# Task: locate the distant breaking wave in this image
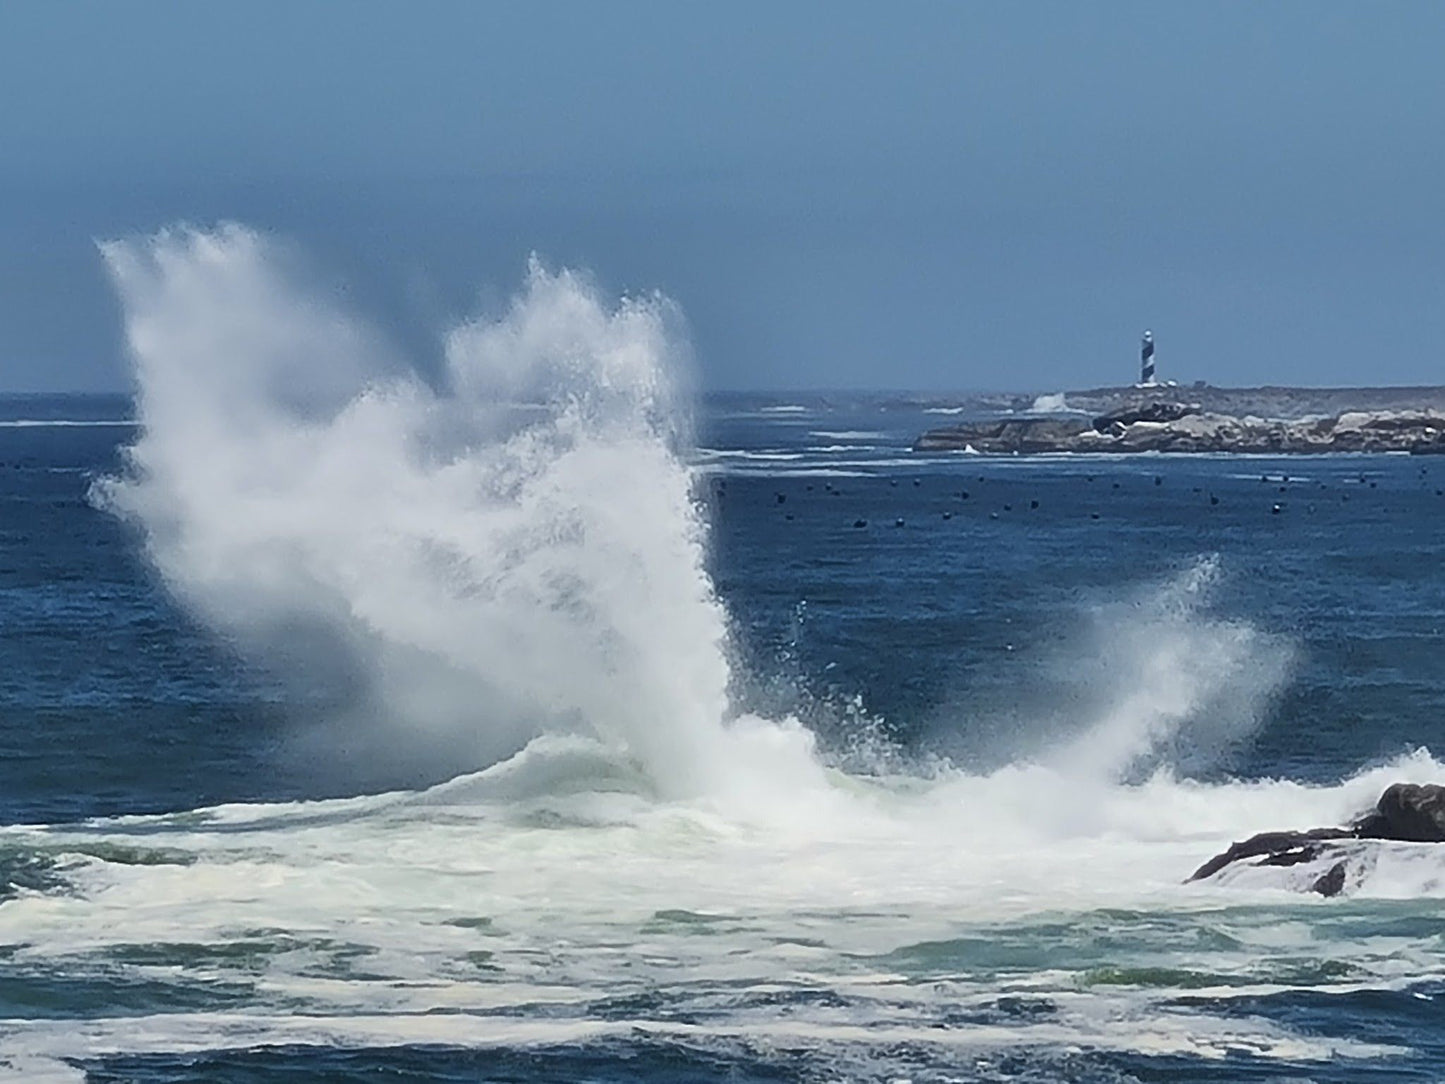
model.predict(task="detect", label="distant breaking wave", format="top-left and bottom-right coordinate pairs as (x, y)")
top-left (1030, 392), bottom-right (1071, 413)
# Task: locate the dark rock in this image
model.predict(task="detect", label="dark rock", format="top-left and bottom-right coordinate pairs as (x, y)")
top-left (1187, 828), bottom-right (1353, 883)
top-left (1312, 862), bottom-right (1347, 898)
top-left (1190, 783), bottom-right (1445, 895)
top-left (1354, 782), bottom-right (1445, 841)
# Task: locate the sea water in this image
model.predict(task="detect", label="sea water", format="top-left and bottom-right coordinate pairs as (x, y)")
top-left (0, 226), bottom-right (1444, 1081)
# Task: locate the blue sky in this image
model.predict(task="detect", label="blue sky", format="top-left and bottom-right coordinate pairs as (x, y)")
top-left (1, 1), bottom-right (1442, 392)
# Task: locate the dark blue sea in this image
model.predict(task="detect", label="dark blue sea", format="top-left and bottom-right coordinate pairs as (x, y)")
top-left (4, 231), bottom-right (1445, 1081)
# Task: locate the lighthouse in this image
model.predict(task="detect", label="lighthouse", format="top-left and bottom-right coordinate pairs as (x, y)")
top-left (1140, 329), bottom-right (1156, 386)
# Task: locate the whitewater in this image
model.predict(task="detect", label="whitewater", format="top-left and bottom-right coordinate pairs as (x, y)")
top-left (1, 225), bottom-right (1443, 1080)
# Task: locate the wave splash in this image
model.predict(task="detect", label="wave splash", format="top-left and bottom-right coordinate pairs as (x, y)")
top-left (93, 225), bottom-right (1442, 866)
top-left (96, 224), bottom-right (820, 802)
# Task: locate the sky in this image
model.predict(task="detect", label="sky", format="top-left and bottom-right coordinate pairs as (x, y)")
top-left (1, 1), bottom-right (1442, 393)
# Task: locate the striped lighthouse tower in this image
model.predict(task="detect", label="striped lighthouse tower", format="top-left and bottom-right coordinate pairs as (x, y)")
top-left (1140, 329), bottom-right (1156, 386)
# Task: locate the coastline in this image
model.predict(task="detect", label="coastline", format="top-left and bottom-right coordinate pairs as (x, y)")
top-left (914, 386), bottom-right (1445, 455)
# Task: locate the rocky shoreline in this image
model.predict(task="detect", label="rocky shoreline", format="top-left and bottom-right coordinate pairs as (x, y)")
top-left (915, 392), bottom-right (1445, 455)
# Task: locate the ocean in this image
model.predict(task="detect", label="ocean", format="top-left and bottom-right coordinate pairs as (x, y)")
top-left (2, 227), bottom-right (1445, 1081)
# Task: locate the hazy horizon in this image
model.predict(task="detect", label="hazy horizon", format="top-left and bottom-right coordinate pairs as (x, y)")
top-left (3, 2), bottom-right (1443, 393)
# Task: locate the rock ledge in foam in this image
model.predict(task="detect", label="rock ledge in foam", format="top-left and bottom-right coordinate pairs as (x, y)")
top-left (1188, 783), bottom-right (1445, 897)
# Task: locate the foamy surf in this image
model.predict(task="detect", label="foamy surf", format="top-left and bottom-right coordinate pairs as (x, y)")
top-left (0, 742), bottom-right (1441, 1078)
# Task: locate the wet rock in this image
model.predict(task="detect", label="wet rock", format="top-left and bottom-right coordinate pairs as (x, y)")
top-left (1354, 782), bottom-right (1445, 841)
top-left (1187, 828), bottom-right (1353, 883)
top-left (1189, 783), bottom-right (1445, 895)
top-left (1311, 862), bottom-right (1347, 898)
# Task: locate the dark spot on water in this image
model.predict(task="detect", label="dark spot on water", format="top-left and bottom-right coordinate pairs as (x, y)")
top-left (1084, 965), bottom-right (1230, 989)
top-left (994, 995), bottom-right (1057, 1018)
top-left (649, 908), bottom-right (728, 925)
top-left (0, 967), bottom-right (258, 1019)
top-left (440, 915), bottom-right (495, 930)
top-left (463, 949), bottom-right (501, 971)
top-left (1312, 861), bottom-right (1347, 897)
top-left (0, 851), bottom-right (64, 900)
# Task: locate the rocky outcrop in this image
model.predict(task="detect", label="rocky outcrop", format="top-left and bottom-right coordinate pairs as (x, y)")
top-left (889, 385), bottom-right (1445, 421)
top-left (1355, 782), bottom-right (1445, 841)
top-left (915, 408), bottom-right (1445, 454)
top-left (1188, 783), bottom-right (1445, 897)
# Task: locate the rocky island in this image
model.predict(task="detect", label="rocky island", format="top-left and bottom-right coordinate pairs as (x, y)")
top-left (913, 386), bottom-right (1445, 455)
